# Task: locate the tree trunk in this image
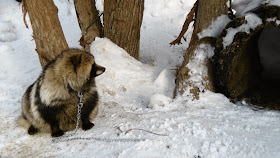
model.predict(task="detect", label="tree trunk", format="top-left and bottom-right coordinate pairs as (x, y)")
top-left (174, 0), bottom-right (228, 98)
top-left (74, 0), bottom-right (103, 52)
top-left (103, 0), bottom-right (144, 60)
top-left (213, 5), bottom-right (280, 110)
top-left (24, 0), bottom-right (69, 68)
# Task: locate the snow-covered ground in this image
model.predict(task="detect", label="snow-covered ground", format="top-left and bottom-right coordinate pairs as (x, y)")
top-left (1, 0), bottom-right (280, 157)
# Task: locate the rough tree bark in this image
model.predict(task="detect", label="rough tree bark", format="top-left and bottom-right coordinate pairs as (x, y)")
top-left (174, 0), bottom-right (229, 98)
top-left (23, 0), bottom-right (69, 68)
top-left (213, 5), bottom-right (280, 110)
top-left (74, 0), bottom-right (103, 52)
top-left (104, 0), bottom-right (144, 60)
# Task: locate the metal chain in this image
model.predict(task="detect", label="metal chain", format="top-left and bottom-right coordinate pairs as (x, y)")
top-left (52, 92), bottom-right (146, 143)
top-left (75, 103), bottom-right (82, 132)
top-left (52, 92), bottom-right (84, 143)
top-left (75, 92), bottom-right (83, 133)
top-left (53, 136), bottom-right (146, 143)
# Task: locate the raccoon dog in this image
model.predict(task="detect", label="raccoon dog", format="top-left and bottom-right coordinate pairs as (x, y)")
top-left (18, 49), bottom-right (105, 137)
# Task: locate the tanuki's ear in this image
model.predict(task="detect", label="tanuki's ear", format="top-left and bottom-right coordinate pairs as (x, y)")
top-left (70, 55), bottom-right (82, 73)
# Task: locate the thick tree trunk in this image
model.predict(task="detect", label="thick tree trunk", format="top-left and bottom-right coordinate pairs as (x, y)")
top-left (193, 0), bottom-right (228, 35)
top-left (74, 0), bottom-right (103, 52)
top-left (24, 0), bottom-right (69, 68)
top-left (213, 5), bottom-right (280, 110)
top-left (103, 0), bottom-right (144, 60)
top-left (174, 0), bottom-right (228, 98)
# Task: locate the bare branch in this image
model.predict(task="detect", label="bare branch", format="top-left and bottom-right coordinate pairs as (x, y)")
top-left (22, 0), bottom-right (29, 28)
top-left (170, 1), bottom-right (198, 46)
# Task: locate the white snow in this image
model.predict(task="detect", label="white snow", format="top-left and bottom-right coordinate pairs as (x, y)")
top-left (268, 0), bottom-right (280, 5)
top-left (232, 0), bottom-right (263, 17)
top-left (222, 13), bottom-right (262, 49)
top-left (147, 93), bottom-right (172, 110)
top-left (1, 0), bottom-right (280, 158)
top-left (186, 44), bottom-right (214, 87)
top-left (198, 15), bottom-right (231, 39)
top-left (232, 0), bottom-right (280, 17)
top-left (153, 69), bottom-right (175, 97)
top-left (177, 43), bottom-right (215, 98)
top-left (267, 17), bottom-right (280, 25)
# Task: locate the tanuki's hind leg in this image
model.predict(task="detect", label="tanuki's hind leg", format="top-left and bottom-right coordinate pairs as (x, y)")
top-left (17, 115), bottom-right (38, 135)
top-left (38, 106), bottom-right (64, 137)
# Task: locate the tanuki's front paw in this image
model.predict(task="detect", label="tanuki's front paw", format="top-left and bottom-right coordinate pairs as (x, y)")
top-left (51, 130), bottom-right (64, 137)
top-left (82, 122), bottom-right (94, 131)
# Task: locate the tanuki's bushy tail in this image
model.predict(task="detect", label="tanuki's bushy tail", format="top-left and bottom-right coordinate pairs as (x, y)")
top-left (17, 115), bottom-right (30, 130)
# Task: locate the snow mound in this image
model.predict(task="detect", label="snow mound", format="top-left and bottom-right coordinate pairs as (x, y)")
top-left (154, 69), bottom-right (175, 96)
top-left (90, 38), bottom-right (175, 111)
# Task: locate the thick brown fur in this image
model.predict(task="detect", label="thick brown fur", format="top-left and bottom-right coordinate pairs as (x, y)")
top-left (18, 49), bottom-right (105, 137)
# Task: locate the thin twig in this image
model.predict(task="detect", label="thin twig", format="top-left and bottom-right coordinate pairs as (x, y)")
top-left (170, 1), bottom-right (198, 45)
top-left (115, 126), bottom-right (169, 137)
top-left (22, 0), bottom-right (29, 28)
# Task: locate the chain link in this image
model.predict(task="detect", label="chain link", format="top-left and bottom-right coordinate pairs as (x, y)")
top-left (53, 136), bottom-right (146, 143)
top-left (52, 92), bottom-right (84, 143)
top-left (75, 103), bottom-right (83, 132)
